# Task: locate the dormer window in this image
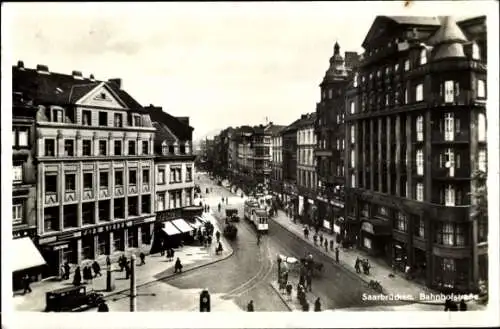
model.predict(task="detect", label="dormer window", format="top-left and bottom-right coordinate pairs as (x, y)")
top-left (133, 115), bottom-right (142, 127)
top-left (472, 43), bottom-right (480, 60)
top-left (162, 141), bottom-right (168, 155)
top-left (52, 108), bottom-right (64, 123)
top-left (168, 145), bottom-right (175, 154)
top-left (404, 59), bottom-right (410, 71)
top-left (419, 48), bottom-right (427, 65)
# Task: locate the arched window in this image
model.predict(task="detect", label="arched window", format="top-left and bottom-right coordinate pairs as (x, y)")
top-left (472, 43), bottom-right (480, 60)
top-left (161, 141), bottom-right (168, 155)
top-left (419, 48), bottom-right (427, 65)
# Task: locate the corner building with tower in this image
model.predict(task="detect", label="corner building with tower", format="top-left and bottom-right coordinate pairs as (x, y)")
top-left (344, 16), bottom-right (487, 292)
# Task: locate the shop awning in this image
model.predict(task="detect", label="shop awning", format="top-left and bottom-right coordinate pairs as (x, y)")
top-left (12, 237), bottom-right (47, 272)
top-left (172, 218), bottom-right (195, 233)
top-left (186, 218), bottom-right (202, 229)
top-left (361, 219), bottom-right (391, 236)
top-left (162, 222), bottom-right (182, 236)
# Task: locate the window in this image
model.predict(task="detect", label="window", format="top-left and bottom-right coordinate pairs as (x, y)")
top-left (99, 172), bottom-right (108, 188)
top-left (441, 148), bottom-right (455, 175)
top-left (478, 113), bottom-right (486, 141)
top-left (440, 223), bottom-right (454, 246)
top-left (414, 218), bottom-right (425, 238)
top-left (404, 88), bottom-right (408, 104)
top-left (142, 169), bottom-right (150, 185)
top-left (377, 70), bottom-right (381, 78)
top-left (158, 168), bottom-right (165, 184)
top-left (336, 139), bottom-right (340, 150)
top-left (45, 174), bottom-right (57, 193)
top-left (53, 109), bottom-right (64, 123)
top-left (64, 139), bottom-right (74, 156)
top-left (416, 149), bottom-right (424, 175)
top-left (114, 140), bottom-right (122, 156)
top-left (157, 193), bottom-right (165, 211)
top-left (445, 185), bottom-right (455, 206)
top-left (472, 43), bottom-right (480, 60)
top-left (478, 150), bottom-right (487, 172)
top-left (129, 169), bottom-right (137, 185)
top-left (415, 84), bottom-right (423, 102)
top-left (385, 94), bottom-right (389, 106)
top-left (170, 167), bottom-right (181, 183)
top-left (185, 189), bottom-right (192, 206)
top-left (396, 213), bottom-right (407, 232)
top-left (133, 115), bottom-right (141, 127)
top-left (353, 73), bottom-right (358, 87)
top-left (83, 173), bottom-right (93, 189)
top-left (444, 80), bottom-right (455, 103)
top-left (341, 139), bottom-right (345, 150)
top-left (416, 183), bottom-right (424, 201)
top-left (444, 113), bottom-right (454, 141)
top-left (65, 174), bottom-right (76, 191)
top-left (18, 130), bottom-right (28, 146)
top-left (419, 48), bottom-right (427, 65)
top-left (13, 204), bottom-right (23, 224)
top-left (99, 140), bottom-right (107, 156)
top-left (394, 63), bottom-right (399, 72)
top-left (115, 170), bottom-right (123, 186)
top-left (477, 80), bottom-right (486, 98)
top-left (350, 101), bottom-right (355, 114)
top-left (328, 89), bottom-right (333, 99)
top-left (404, 59), bottom-right (410, 71)
top-left (351, 173), bottom-right (356, 188)
top-left (142, 141), bottom-right (149, 155)
top-left (82, 110), bottom-right (91, 125)
top-left (114, 113), bottom-right (123, 127)
top-left (98, 112), bottom-right (108, 126)
top-left (83, 140), bottom-right (92, 156)
top-left (416, 116), bottom-right (424, 141)
top-left (186, 167), bottom-right (193, 181)
top-left (162, 142), bottom-right (168, 155)
top-left (128, 141), bottom-right (136, 155)
top-left (13, 165), bottom-right (22, 183)
top-left (350, 149), bottom-right (355, 168)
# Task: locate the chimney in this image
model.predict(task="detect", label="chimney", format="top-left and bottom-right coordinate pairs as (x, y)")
top-left (72, 70), bottom-right (84, 79)
top-left (108, 78), bottom-right (122, 89)
top-left (89, 74), bottom-right (96, 81)
top-left (36, 64), bottom-right (50, 74)
top-left (17, 60), bottom-right (25, 70)
top-left (301, 114), bottom-right (307, 119)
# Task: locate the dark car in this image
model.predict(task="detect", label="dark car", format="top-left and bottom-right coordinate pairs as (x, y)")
top-left (45, 285), bottom-right (104, 312)
top-left (225, 208), bottom-right (239, 222)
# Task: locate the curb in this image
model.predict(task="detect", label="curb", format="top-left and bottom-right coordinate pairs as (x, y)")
top-left (268, 282), bottom-right (293, 312)
top-left (270, 216), bottom-right (391, 295)
top-left (103, 240), bottom-right (235, 301)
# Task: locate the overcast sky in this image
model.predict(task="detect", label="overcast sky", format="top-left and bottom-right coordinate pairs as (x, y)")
top-left (3, 2), bottom-right (493, 140)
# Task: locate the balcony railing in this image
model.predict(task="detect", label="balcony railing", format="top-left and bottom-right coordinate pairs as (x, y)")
top-left (431, 131), bottom-right (470, 143)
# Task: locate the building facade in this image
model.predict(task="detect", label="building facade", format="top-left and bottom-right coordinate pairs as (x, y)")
top-left (345, 16), bottom-right (487, 293)
top-left (296, 113), bottom-right (318, 225)
top-left (281, 119), bottom-right (301, 218)
top-left (13, 63), bottom-right (157, 277)
top-left (315, 42), bottom-right (357, 235)
top-left (270, 127), bottom-right (284, 198)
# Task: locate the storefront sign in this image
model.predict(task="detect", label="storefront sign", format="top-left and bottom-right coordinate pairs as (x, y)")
top-left (39, 236), bottom-right (57, 244)
top-left (323, 220), bottom-right (331, 230)
top-left (57, 232), bottom-right (76, 241)
top-left (333, 224), bottom-right (341, 234)
top-left (330, 200), bottom-right (344, 208)
top-left (134, 218), bottom-right (145, 225)
top-left (361, 222), bottom-right (374, 235)
top-left (53, 244), bottom-right (69, 251)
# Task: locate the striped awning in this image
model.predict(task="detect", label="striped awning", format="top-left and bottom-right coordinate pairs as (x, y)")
top-left (162, 222), bottom-right (182, 236)
top-left (171, 219), bottom-right (194, 233)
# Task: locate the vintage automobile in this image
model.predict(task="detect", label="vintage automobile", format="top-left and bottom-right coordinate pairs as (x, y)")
top-left (225, 208), bottom-right (239, 222)
top-left (45, 285), bottom-right (104, 312)
top-left (223, 223), bottom-right (238, 240)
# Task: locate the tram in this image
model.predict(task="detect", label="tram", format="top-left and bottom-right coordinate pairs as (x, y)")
top-left (243, 199), bottom-right (269, 233)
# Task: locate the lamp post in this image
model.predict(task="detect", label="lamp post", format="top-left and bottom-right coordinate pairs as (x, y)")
top-left (106, 256), bottom-right (115, 292)
top-left (130, 254), bottom-right (137, 312)
top-left (276, 255), bottom-right (282, 284)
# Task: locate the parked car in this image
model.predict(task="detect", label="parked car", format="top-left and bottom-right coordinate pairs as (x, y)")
top-left (45, 286), bottom-right (103, 312)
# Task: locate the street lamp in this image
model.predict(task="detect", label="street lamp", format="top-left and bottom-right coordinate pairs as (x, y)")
top-left (130, 254), bottom-right (137, 312)
top-left (276, 255), bottom-right (282, 284)
top-left (106, 256), bottom-right (115, 292)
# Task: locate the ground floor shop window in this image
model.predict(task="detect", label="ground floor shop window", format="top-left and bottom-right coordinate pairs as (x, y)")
top-left (98, 234), bottom-right (108, 255)
top-left (82, 236), bottom-right (94, 260)
top-left (62, 241), bottom-right (77, 264)
top-left (141, 224), bottom-right (152, 244)
top-left (114, 232), bottom-right (124, 252)
top-left (128, 228), bottom-right (137, 248)
top-left (435, 257), bottom-right (469, 290)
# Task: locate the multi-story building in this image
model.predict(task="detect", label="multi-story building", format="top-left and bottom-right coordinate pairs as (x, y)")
top-left (12, 85), bottom-right (46, 287)
top-left (315, 42), bottom-right (358, 234)
top-left (345, 16), bottom-right (487, 293)
top-left (281, 119), bottom-right (302, 218)
top-left (270, 126), bottom-right (285, 199)
top-left (13, 62), bottom-right (157, 277)
top-left (213, 128), bottom-right (232, 180)
top-left (296, 113), bottom-right (318, 225)
top-left (144, 105), bottom-right (198, 247)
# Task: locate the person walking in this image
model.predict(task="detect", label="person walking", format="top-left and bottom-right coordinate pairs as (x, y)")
top-left (97, 299), bottom-right (109, 312)
top-left (306, 274), bottom-right (312, 292)
top-left (314, 297), bottom-right (321, 312)
top-left (215, 231), bottom-right (221, 243)
top-left (313, 234), bottom-right (318, 246)
top-left (22, 274), bottom-right (32, 295)
top-left (329, 239), bottom-right (334, 251)
top-left (73, 266), bottom-right (82, 286)
top-left (139, 252), bottom-right (146, 265)
top-left (174, 258), bottom-right (183, 273)
top-left (459, 299), bottom-right (467, 311)
top-left (106, 256), bottom-right (111, 269)
top-left (335, 247), bottom-right (340, 263)
top-left (246, 300), bottom-right (254, 312)
top-left (319, 234), bottom-right (323, 246)
top-left (92, 260), bottom-right (102, 277)
top-left (63, 261), bottom-right (71, 280)
top-left (355, 257), bottom-right (361, 274)
top-left (125, 261), bottom-right (131, 280)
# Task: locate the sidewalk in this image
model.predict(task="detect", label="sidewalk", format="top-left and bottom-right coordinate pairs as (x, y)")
top-left (271, 210), bottom-right (486, 310)
top-left (13, 213), bottom-right (234, 312)
top-left (269, 281), bottom-right (321, 312)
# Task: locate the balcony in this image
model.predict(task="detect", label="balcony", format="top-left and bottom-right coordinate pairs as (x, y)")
top-left (431, 131), bottom-right (470, 144)
top-left (432, 167), bottom-right (470, 180)
top-left (315, 149), bottom-right (332, 157)
top-left (45, 192), bottom-right (58, 206)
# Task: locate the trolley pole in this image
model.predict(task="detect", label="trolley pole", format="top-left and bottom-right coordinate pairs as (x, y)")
top-left (130, 254), bottom-right (137, 312)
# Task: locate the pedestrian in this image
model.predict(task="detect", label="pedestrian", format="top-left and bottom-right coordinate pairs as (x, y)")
top-left (97, 299), bottom-right (109, 312)
top-left (306, 274), bottom-right (312, 292)
top-left (174, 257), bottom-right (183, 273)
top-left (85, 265), bottom-right (94, 281)
top-left (459, 299), bottom-right (467, 311)
top-left (247, 300), bottom-right (254, 312)
top-left (313, 234), bottom-right (318, 246)
top-left (335, 247), bottom-right (340, 263)
top-left (324, 239), bottom-right (328, 252)
top-left (22, 274), bottom-right (32, 295)
top-left (125, 261), bottom-right (131, 279)
top-left (170, 248), bottom-right (176, 261)
top-left (119, 255), bottom-right (125, 271)
top-left (73, 266), bottom-right (82, 286)
top-left (329, 239), bottom-right (334, 251)
top-left (221, 197), bottom-right (224, 203)
top-left (207, 205), bottom-right (210, 212)
top-left (139, 252), bottom-right (146, 265)
top-left (218, 203), bottom-right (221, 212)
top-left (215, 231), bottom-right (221, 243)
top-left (106, 256), bottom-right (111, 269)
top-left (319, 234), bottom-right (323, 246)
top-left (92, 260), bottom-right (102, 277)
top-left (299, 275), bottom-right (305, 286)
top-left (302, 301), bottom-right (310, 312)
top-left (355, 258), bottom-right (361, 274)
top-left (63, 261), bottom-right (71, 280)
top-left (304, 227), bottom-right (309, 239)
top-left (314, 297), bottom-right (321, 312)
top-left (207, 235), bottom-right (212, 246)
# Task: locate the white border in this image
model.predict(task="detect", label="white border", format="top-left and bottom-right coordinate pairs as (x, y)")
top-left (2, 1), bottom-right (499, 328)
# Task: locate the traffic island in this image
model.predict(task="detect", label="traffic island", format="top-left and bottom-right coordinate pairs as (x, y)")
top-left (269, 281), bottom-right (319, 312)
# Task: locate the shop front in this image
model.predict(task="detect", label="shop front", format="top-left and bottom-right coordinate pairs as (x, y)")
top-left (12, 237), bottom-right (47, 290)
top-left (359, 220), bottom-right (391, 257)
